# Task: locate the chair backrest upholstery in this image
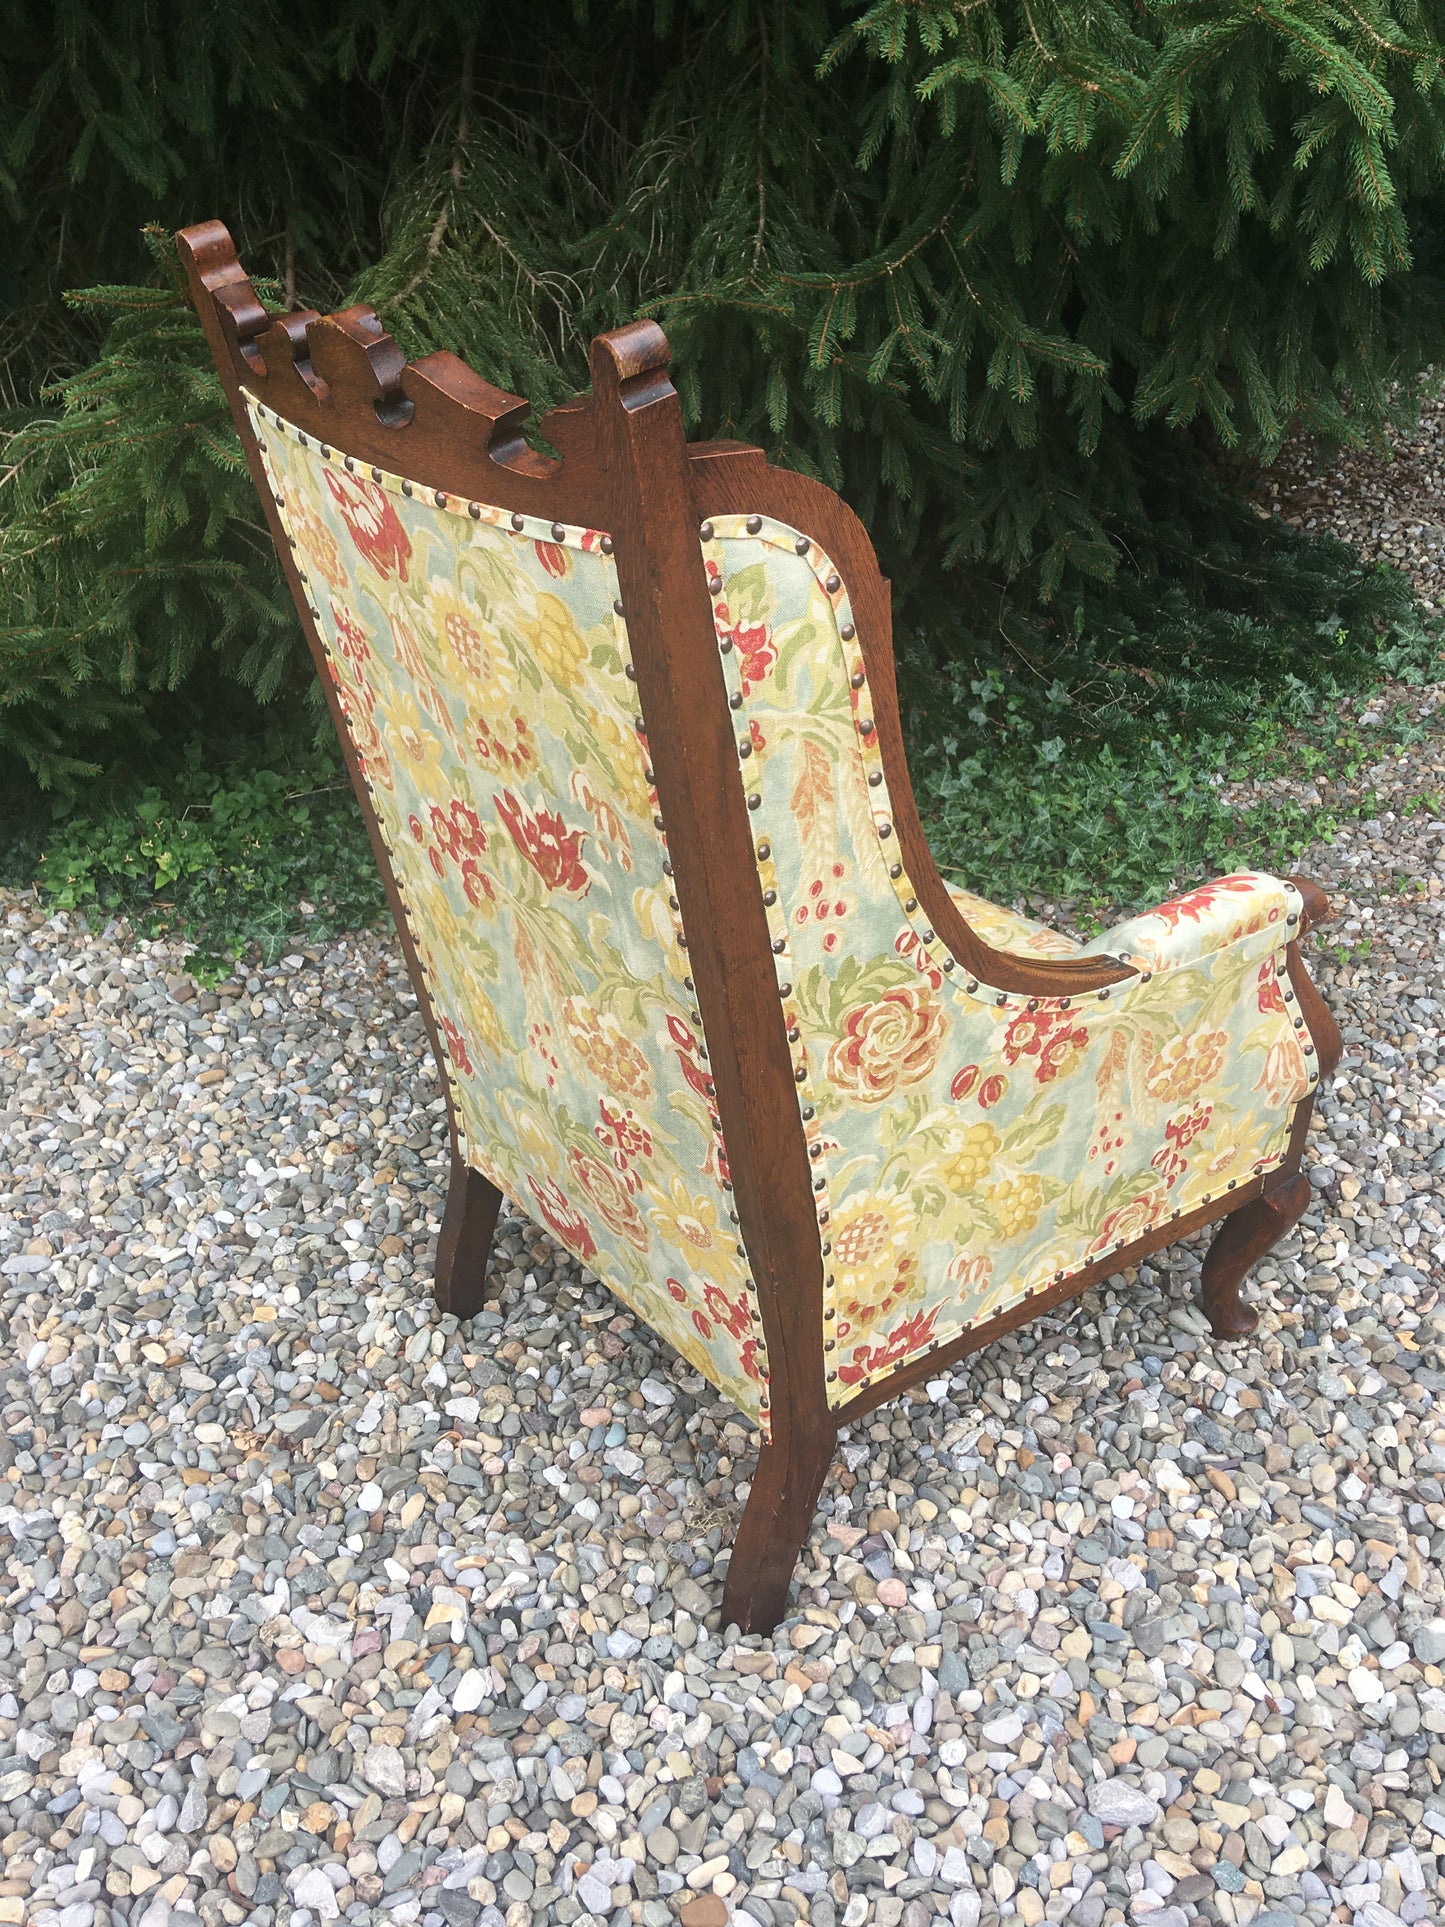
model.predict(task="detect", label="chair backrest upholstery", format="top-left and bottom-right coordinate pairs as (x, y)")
top-left (245, 401), bottom-right (770, 1418)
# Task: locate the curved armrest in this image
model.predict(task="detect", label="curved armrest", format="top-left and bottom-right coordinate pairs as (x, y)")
top-left (1074, 871), bottom-right (1308, 974)
top-left (1287, 874), bottom-right (1333, 936)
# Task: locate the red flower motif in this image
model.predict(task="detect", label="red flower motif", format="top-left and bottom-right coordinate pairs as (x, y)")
top-left (440, 1016), bottom-right (472, 1076)
top-left (1257, 956), bottom-right (1286, 1015)
top-left (526, 1175), bottom-right (597, 1260)
top-left (449, 799), bottom-right (486, 855)
top-left (666, 1277), bottom-right (688, 1304)
top-left (666, 1014), bottom-right (698, 1052)
top-left (1002, 1005), bottom-right (1089, 1084)
top-left (827, 984), bottom-right (945, 1102)
top-left (1150, 1102), bottom-right (1213, 1186)
top-left (595, 1099), bottom-right (653, 1174)
top-left (1167, 1101), bottom-right (1213, 1151)
top-left (345, 666), bottom-right (379, 715)
top-left (473, 712), bottom-right (535, 775)
top-left (740, 1338), bottom-right (763, 1382)
top-left (494, 790), bottom-right (590, 896)
top-left (714, 601), bottom-right (777, 694)
top-left (331, 602), bottom-right (371, 666)
top-left (691, 1309), bottom-right (714, 1341)
top-left (703, 1283), bottom-right (753, 1341)
top-left (837, 1306), bottom-right (941, 1387)
top-left (1090, 1182), bottom-right (1168, 1255)
top-left (978, 1073), bottom-right (1007, 1107)
top-left (459, 858), bottom-right (494, 909)
top-left (429, 802), bottom-right (461, 861)
top-left (894, 928), bottom-right (942, 988)
top-left (323, 469), bottom-right (412, 581)
top-left (950, 1064), bottom-right (979, 1101)
top-left (534, 539), bottom-right (568, 577)
top-left (1149, 875), bottom-right (1264, 932)
top-left (566, 1147), bottom-right (648, 1250)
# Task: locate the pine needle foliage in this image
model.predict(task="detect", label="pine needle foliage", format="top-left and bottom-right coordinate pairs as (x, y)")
top-left (0, 234), bottom-right (297, 787)
top-left (3, 0), bottom-right (1445, 786)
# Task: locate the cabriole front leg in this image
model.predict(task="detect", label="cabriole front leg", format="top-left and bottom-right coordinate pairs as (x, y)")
top-left (723, 1418), bottom-right (837, 1636)
top-left (1199, 1170), bottom-right (1311, 1339)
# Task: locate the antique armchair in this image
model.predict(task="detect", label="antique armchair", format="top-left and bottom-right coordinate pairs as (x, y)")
top-left (179, 221), bottom-right (1343, 1634)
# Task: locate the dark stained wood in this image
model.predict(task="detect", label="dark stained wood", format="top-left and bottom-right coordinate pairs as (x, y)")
top-left (724, 1422), bottom-right (838, 1635)
top-left (1288, 873), bottom-right (1334, 938)
top-left (1199, 1171), bottom-right (1311, 1338)
top-left (179, 218), bottom-right (1345, 1634)
top-left (434, 1157), bottom-right (504, 1319)
top-left (1288, 935), bottom-right (1344, 1081)
top-left (587, 328), bottom-right (834, 1634)
top-left (179, 219), bottom-right (604, 524)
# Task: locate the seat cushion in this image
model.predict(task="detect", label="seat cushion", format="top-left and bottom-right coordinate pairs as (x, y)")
top-left (943, 883), bottom-right (1083, 960)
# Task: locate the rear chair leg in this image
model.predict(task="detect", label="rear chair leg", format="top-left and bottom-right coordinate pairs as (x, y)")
top-left (434, 1154), bottom-right (503, 1319)
top-left (723, 1418), bottom-right (837, 1636)
top-left (1199, 1170), bottom-right (1311, 1339)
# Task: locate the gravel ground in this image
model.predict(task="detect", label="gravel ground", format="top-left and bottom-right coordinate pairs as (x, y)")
top-left (2, 468), bottom-right (1445, 1927)
top-left (1253, 378), bottom-right (1445, 611)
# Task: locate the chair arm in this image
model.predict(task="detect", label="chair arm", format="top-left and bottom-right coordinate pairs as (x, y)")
top-left (1075, 871), bottom-right (1303, 974)
top-left (1287, 874), bottom-right (1333, 936)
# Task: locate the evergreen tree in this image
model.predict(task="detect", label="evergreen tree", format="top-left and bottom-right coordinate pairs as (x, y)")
top-left (3, 1), bottom-right (1444, 784)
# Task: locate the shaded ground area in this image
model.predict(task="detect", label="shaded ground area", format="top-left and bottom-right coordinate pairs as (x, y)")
top-left (1253, 380), bottom-right (1445, 613)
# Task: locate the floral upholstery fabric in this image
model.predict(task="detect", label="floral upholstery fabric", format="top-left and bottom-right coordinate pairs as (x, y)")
top-left (1075, 874), bottom-right (1300, 973)
top-left (943, 884), bottom-right (1082, 960)
top-left (246, 397), bottom-right (770, 1427)
top-left (701, 518), bottom-right (1322, 1408)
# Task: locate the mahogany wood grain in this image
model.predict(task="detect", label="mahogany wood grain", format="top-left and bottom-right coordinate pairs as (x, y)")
top-left (588, 329), bottom-right (835, 1634)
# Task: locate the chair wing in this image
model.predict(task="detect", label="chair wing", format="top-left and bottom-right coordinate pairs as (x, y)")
top-left (700, 516), bottom-right (1323, 1404)
top-left (248, 404), bottom-right (770, 1420)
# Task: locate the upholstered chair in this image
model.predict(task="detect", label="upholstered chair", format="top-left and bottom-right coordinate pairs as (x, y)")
top-left (179, 222), bottom-right (1342, 1633)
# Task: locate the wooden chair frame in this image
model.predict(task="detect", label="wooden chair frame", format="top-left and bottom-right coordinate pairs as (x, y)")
top-left (178, 221), bottom-right (1343, 1633)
